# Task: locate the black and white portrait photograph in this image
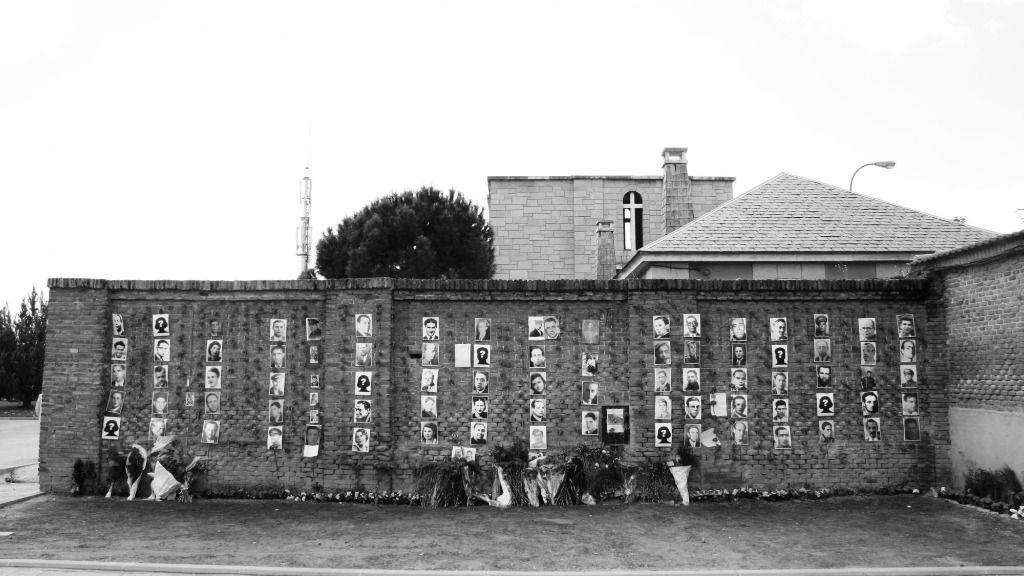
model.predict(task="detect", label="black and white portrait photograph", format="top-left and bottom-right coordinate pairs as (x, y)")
top-left (422, 316), bottom-right (439, 340)
top-left (304, 424), bottom-right (321, 448)
top-left (814, 314), bottom-right (829, 338)
top-left (101, 416), bottom-right (121, 440)
top-left (684, 396), bottom-right (701, 420)
top-left (860, 365), bottom-right (878, 388)
top-left (471, 396), bottom-right (488, 419)
top-left (420, 369), bottom-right (438, 393)
top-left (111, 364), bottom-right (127, 387)
top-left (901, 392), bottom-right (919, 415)
top-left (474, 318), bottom-right (491, 341)
top-left (309, 409), bottom-right (320, 424)
top-left (683, 424), bottom-right (701, 448)
top-left (149, 418), bottom-right (166, 441)
top-left (184, 392), bottom-right (195, 408)
top-left (421, 395), bottom-right (437, 419)
top-left (470, 421), bottom-right (488, 445)
top-left (861, 391), bottom-right (880, 416)
top-left (420, 342), bottom-right (437, 367)
top-left (354, 399), bottom-right (372, 423)
top-left (900, 365), bottom-right (919, 387)
top-left (310, 391), bottom-right (319, 407)
top-left (770, 317), bottom-right (788, 341)
top-left (729, 394), bottom-right (748, 418)
top-left (206, 339), bottom-right (223, 362)
top-left (462, 447), bottom-right (477, 462)
top-left (653, 368), bottom-right (671, 392)
top-left (205, 391), bottom-right (221, 415)
top-left (352, 428), bottom-right (370, 453)
top-left (682, 314), bottom-right (701, 338)
top-left (112, 313), bottom-right (124, 336)
top-left (201, 420), bottom-right (220, 444)
top-left (730, 317), bottom-right (747, 342)
top-left (813, 339), bottom-right (831, 363)
top-left (528, 345), bottom-right (546, 368)
top-left (267, 426), bottom-right (283, 450)
top-left (528, 316), bottom-right (544, 340)
top-left (310, 374), bottom-right (320, 389)
top-left (773, 426), bottom-right (792, 449)
top-left (731, 344), bottom-right (746, 366)
top-left (270, 344), bottom-right (286, 369)
top-left (308, 344), bottom-right (320, 364)
top-left (859, 318), bottom-right (877, 342)
top-left (355, 313), bottom-right (372, 338)
top-left (542, 316), bottom-right (561, 340)
top-left (269, 318), bottom-right (287, 342)
top-left (899, 339), bottom-right (917, 363)
top-left (819, 420), bottom-right (835, 443)
top-left (897, 315), bottom-right (917, 339)
top-left (730, 368), bottom-right (748, 391)
top-left (582, 411), bottom-right (599, 435)
top-left (903, 417), bottom-right (921, 441)
top-left (355, 371), bottom-right (372, 395)
top-left (582, 381), bottom-right (599, 405)
top-left (473, 344), bottom-right (491, 367)
top-left (860, 341), bottom-right (877, 365)
top-left (473, 371), bottom-right (489, 394)
top-left (654, 423), bottom-right (673, 447)
top-left (772, 398), bottom-right (789, 422)
top-left (208, 319), bottom-right (222, 338)
top-left (581, 352), bottom-right (598, 376)
top-left (816, 393), bottom-right (835, 416)
top-left (731, 420), bottom-right (748, 445)
top-left (305, 317), bottom-right (322, 341)
top-left (111, 337), bottom-right (128, 361)
top-left (529, 425), bottom-right (547, 450)
top-left (421, 422), bottom-right (438, 445)
top-left (268, 400), bottom-right (284, 425)
top-left (530, 398), bottom-right (547, 422)
top-left (529, 372), bottom-right (546, 395)
top-left (105, 390), bottom-right (125, 414)
top-left (816, 365), bottom-right (832, 388)
top-left (683, 340), bottom-right (700, 364)
top-left (654, 396), bottom-right (671, 420)
top-left (652, 315), bottom-right (671, 339)
top-left (152, 391), bottom-right (168, 415)
top-left (771, 372), bottom-right (788, 395)
top-left (682, 368), bottom-right (701, 392)
top-left (451, 446), bottom-right (464, 460)
top-left (581, 319), bottom-right (600, 344)
top-left (153, 313), bottom-right (170, 337)
top-left (771, 344), bottom-right (788, 367)
top-left (864, 417), bottom-right (881, 442)
top-left (205, 366), bottom-right (222, 389)
top-left (356, 342), bottom-right (374, 367)
top-left (268, 373), bottom-right (285, 396)
top-left (153, 339), bottom-right (170, 363)
top-left (653, 342), bottom-right (671, 366)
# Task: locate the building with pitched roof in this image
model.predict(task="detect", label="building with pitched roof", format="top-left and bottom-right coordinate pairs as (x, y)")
top-left (614, 172), bottom-right (998, 280)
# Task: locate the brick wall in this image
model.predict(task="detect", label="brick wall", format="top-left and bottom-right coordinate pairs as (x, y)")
top-left (40, 277), bottom-right (947, 493)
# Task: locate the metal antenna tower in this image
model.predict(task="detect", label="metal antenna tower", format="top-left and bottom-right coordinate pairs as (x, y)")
top-left (296, 166), bottom-right (312, 275)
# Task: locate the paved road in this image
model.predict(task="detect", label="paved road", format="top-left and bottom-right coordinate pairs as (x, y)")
top-left (0, 418), bottom-right (39, 471)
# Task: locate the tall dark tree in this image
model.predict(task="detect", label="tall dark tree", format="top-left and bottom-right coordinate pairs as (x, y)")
top-left (0, 288), bottom-right (47, 407)
top-left (316, 187), bottom-right (494, 279)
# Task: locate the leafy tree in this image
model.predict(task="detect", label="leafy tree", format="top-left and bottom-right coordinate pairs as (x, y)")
top-left (316, 187), bottom-right (494, 279)
top-left (0, 288), bottom-right (47, 407)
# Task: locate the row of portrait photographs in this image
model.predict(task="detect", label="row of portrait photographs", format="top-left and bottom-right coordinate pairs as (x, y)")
top-left (527, 316), bottom-right (562, 340)
top-left (654, 396), bottom-right (705, 421)
top-left (653, 423), bottom-right (706, 448)
top-left (451, 446), bottom-right (478, 462)
top-left (652, 314), bottom-right (703, 339)
top-left (267, 318), bottom-right (326, 342)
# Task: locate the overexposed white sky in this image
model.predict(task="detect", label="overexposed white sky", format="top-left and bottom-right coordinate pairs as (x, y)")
top-left (2, 0), bottom-right (1022, 309)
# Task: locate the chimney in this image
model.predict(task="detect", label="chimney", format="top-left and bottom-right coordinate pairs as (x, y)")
top-left (662, 147), bottom-right (692, 233)
top-left (595, 220), bottom-right (616, 279)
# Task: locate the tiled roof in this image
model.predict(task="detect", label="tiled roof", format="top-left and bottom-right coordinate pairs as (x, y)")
top-left (641, 173), bottom-right (998, 254)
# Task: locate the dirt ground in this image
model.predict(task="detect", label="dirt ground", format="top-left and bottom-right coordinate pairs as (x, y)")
top-left (3, 494), bottom-right (1024, 570)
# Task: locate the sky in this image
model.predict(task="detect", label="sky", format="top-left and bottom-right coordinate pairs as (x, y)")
top-left (2, 0), bottom-right (1022, 310)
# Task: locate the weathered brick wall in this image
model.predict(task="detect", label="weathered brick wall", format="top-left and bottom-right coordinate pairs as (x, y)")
top-left (40, 277), bottom-right (947, 493)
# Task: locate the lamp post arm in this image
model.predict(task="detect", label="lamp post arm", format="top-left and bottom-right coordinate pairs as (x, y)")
top-left (849, 163), bottom-right (874, 192)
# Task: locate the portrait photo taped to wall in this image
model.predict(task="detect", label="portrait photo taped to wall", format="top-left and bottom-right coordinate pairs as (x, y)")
top-left (421, 422), bottom-right (438, 445)
top-left (420, 369), bottom-right (438, 393)
top-left (105, 390), bottom-right (125, 414)
top-left (731, 420), bottom-right (748, 445)
top-left (354, 371), bottom-right (372, 395)
top-left (153, 314), bottom-right (170, 337)
top-left (305, 317), bottom-right (322, 341)
top-left (310, 374), bottom-right (320, 388)
top-left (527, 316), bottom-right (544, 340)
top-left (683, 395), bottom-right (701, 420)
top-left (897, 314), bottom-right (917, 338)
top-left (682, 340), bottom-right (700, 364)
top-left (471, 396), bottom-right (488, 419)
top-left (730, 317), bottom-right (747, 342)
top-left (421, 395), bottom-right (438, 419)
top-left (581, 319), bottom-right (600, 344)
top-left (470, 421), bottom-right (488, 445)
top-left (206, 340), bottom-right (223, 363)
top-left (149, 417), bottom-right (166, 441)
top-left (269, 318), bottom-right (287, 342)
top-left (268, 400), bottom-right (284, 425)
top-left (773, 425), bottom-right (792, 449)
top-left (653, 342), bottom-right (671, 366)
top-left (819, 420), bottom-right (835, 443)
top-left (903, 417), bottom-right (922, 441)
top-left (205, 366), bottom-right (222, 389)
top-left (267, 426), bottom-right (283, 449)
top-left (813, 314), bottom-right (830, 337)
top-left (730, 368), bottom-right (748, 391)
top-left (816, 365), bottom-right (832, 388)
top-left (420, 342), bottom-right (437, 367)
top-left (355, 342), bottom-right (374, 367)
top-left (422, 316), bottom-right (439, 340)
top-left (682, 314), bottom-right (701, 338)
top-left (899, 339), bottom-right (917, 363)
top-left (529, 425), bottom-right (548, 450)
top-left (654, 396), bottom-right (671, 420)
top-left (473, 344), bottom-right (491, 367)
top-left (205, 391), bottom-right (221, 415)
top-left (101, 416), bottom-right (121, 440)
top-left (152, 391), bottom-right (169, 415)
top-left (813, 339), bottom-right (831, 363)
top-left (771, 372), bottom-right (789, 395)
top-left (771, 344), bottom-right (788, 368)
top-left (355, 313), bottom-right (372, 338)
top-left (900, 365), bottom-right (919, 387)
top-left (681, 368), bottom-right (701, 392)
top-left (528, 345), bottom-right (546, 368)
top-left (352, 428), bottom-right (370, 452)
top-left (682, 424), bottom-right (702, 448)
top-left (472, 371), bottom-right (489, 394)
top-left (816, 393), bottom-right (835, 416)
top-left (652, 315), bottom-right (671, 339)
top-left (581, 352), bottom-right (598, 376)
top-left (110, 364), bottom-right (127, 387)
top-left (859, 318), bottom-right (877, 342)
top-left (654, 423), bottom-right (673, 447)
top-left (474, 318), bottom-right (491, 341)
top-left (111, 338), bottom-right (128, 361)
top-left (731, 344), bottom-right (747, 366)
top-left (354, 399), bottom-right (372, 423)
top-left (112, 313), bottom-right (125, 336)
top-left (268, 373), bottom-right (285, 396)
top-left (529, 398), bottom-right (547, 422)
top-left (269, 345), bottom-right (286, 369)
top-left (582, 411), bottom-right (600, 435)
top-left (769, 317), bottom-right (788, 341)
top-left (201, 420), bottom-right (220, 444)
top-left (653, 368), bottom-right (671, 392)
top-left (860, 341), bottom-right (878, 365)
top-left (542, 316), bottom-right (560, 340)
top-left (529, 372), bottom-right (546, 395)
top-left (728, 394), bottom-right (748, 418)
top-left (901, 392), bottom-right (920, 415)
top-left (581, 381), bottom-right (599, 405)
top-left (153, 339), bottom-right (170, 363)
top-left (864, 417), bottom-right (881, 441)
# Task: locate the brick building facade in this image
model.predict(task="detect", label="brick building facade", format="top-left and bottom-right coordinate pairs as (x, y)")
top-left (40, 277), bottom-right (947, 494)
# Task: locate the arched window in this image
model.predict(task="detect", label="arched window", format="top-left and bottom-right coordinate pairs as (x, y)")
top-left (622, 191), bottom-right (643, 250)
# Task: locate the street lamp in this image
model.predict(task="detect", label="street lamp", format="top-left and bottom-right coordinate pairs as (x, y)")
top-left (849, 161), bottom-right (896, 192)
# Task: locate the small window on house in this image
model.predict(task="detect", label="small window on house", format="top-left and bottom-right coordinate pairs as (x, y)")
top-left (622, 192), bottom-right (643, 250)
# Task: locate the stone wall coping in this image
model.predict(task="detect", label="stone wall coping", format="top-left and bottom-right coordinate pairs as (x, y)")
top-left (911, 228), bottom-right (1024, 272)
top-left (49, 277), bottom-right (929, 294)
